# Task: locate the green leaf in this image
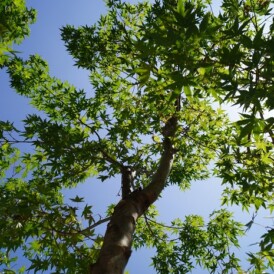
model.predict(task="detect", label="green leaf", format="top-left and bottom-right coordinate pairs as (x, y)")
top-left (69, 195), bottom-right (85, 203)
top-left (184, 86), bottom-right (192, 100)
top-left (177, 0), bottom-right (185, 16)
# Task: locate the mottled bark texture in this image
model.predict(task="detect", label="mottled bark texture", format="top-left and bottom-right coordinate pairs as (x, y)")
top-left (121, 166), bottom-right (135, 199)
top-left (90, 116), bottom-right (177, 274)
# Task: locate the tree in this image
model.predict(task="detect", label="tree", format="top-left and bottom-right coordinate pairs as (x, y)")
top-left (1, 0), bottom-right (273, 273)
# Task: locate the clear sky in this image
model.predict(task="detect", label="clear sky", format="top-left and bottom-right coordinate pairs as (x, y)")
top-left (0, 1), bottom-right (272, 273)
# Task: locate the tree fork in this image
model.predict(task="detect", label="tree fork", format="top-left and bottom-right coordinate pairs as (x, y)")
top-left (89, 137), bottom-right (176, 273)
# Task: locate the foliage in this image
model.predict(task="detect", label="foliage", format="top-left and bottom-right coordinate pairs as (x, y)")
top-left (0, 0), bottom-right (36, 66)
top-left (1, 0), bottom-right (273, 273)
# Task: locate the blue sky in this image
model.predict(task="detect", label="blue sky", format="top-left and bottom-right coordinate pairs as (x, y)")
top-left (1, 1), bottom-right (272, 273)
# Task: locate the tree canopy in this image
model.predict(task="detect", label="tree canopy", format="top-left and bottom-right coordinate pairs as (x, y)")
top-left (0, 0), bottom-right (273, 273)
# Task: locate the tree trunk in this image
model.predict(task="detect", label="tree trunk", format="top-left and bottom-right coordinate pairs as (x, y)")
top-left (89, 138), bottom-right (175, 274)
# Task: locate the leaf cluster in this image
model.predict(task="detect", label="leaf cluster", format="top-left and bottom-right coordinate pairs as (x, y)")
top-left (0, 0), bottom-right (36, 65)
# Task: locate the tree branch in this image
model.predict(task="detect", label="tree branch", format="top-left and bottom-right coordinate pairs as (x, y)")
top-left (121, 166), bottom-right (135, 199)
top-left (78, 118), bottom-right (123, 167)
